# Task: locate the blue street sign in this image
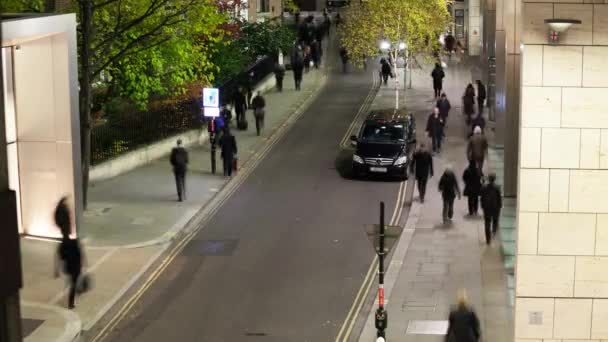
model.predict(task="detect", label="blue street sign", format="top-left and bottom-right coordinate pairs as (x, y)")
top-left (203, 88), bottom-right (220, 108)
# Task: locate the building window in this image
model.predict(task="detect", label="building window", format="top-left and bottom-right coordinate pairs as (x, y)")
top-left (257, 0), bottom-right (269, 12)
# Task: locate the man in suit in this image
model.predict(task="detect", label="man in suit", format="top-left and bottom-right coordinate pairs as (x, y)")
top-left (170, 139), bottom-right (189, 201)
top-left (219, 127), bottom-right (238, 177)
top-left (410, 143), bottom-right (434, 203)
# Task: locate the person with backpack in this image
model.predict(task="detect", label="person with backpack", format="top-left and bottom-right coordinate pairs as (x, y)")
top-left (251, 92), bottom-right (266, 136)
top-left (291, 44), bottom-right (305, 90)
top-left (219, 127), bottom-right (238, 177)
top-left (431, 63), bottom-right (445, 98)
top-left (438, 166), bottom-right (461, 224)
top-left (480, 173), bottom-right (502, 244)
top-left (170, 139), bottom-right (189, 202)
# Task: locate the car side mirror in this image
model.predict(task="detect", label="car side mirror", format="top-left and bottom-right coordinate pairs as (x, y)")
top-left (350, 135), bottom-right (358, 147)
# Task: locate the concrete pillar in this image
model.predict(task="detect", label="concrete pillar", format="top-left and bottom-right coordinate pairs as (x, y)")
top-left (515, 3), bottom-right (608, 341)
top-left (494, 0), bottom-right (521, 197)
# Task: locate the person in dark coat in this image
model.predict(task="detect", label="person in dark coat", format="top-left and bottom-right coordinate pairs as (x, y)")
top-left (311, 39), bottom-right (321, 68)
top-left (291, 44), bottom-right (305, 90)
top-left (410, 143), bottom-right (434, 203)
top-left (220, 104), bottom-right (232, 126)
top-left (170, 139), bottom-right (189, 202)
top-left (274, 62), bottom-right (285, 92)
top-left (250, 92), bottom-right (266, 136)
top-left (233, 87), bottom-right (248, 123)
top-left (446, 289), bottom-right (481, 342)
top-left (476, 80), bottom-right (486, 115)
top-left (438, 166), bottom-right (461, 224)
top-left (339, 47), bottom-right (349, 73)
top-left (445, 34), bottom-right (456, 56)
top-left (426, 108), bottom-right (444, 154)
top-left (470, 114), bottom-right (486, 136)
top-left (219, 127), bottom-right (238, 177)
top-left (54, 197), bottom-right (85, 309)
top-left (480, 173), bottom-right (502, 244)
top-left (431, 63), bottom-right (445, 98)
top-left (462, 160), bottom-right (482, 216)
top-left (463, 84), bottom-right (476, 123)
top-left (436, 93), bottom-right (451, 123)
top-left (380, 58), bottom-right (392, 85)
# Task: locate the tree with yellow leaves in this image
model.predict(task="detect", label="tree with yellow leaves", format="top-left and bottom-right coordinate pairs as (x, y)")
top-left (338, 0), bottom-right (451, 67)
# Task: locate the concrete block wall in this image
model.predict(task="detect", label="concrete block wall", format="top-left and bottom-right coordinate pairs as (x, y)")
top-left (517, 2), bottom-right (608, 341)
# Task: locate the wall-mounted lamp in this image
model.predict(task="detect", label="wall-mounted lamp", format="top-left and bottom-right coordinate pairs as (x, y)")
top-left (544, 19), bottom-right (581, 43)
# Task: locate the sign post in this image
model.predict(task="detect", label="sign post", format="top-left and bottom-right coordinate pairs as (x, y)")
top-left (363, 202), bottom-right (405, 340)
top-left (202, 87), bottom-right (220, 173)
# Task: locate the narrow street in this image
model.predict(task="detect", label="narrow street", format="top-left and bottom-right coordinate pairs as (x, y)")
top-left (101, 45), bottom-right (405, 341)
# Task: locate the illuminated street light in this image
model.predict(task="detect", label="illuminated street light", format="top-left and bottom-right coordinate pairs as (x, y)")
top-left (379, 40), bottom-right (391, 50)
top-left (398, 42), bottom-right (407, 51)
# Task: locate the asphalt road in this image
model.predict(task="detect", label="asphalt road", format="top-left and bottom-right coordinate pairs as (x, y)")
top-left (102, 48), bottom-right (402, 342)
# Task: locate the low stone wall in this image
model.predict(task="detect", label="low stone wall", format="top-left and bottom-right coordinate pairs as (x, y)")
top-left (89, 74), bottom-right (276, 183)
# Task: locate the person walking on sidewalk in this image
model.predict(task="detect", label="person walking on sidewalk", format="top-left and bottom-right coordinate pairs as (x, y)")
top-left (170, 139), bottom-right (189, 202)
top-left (380, 58), bottom-right (392, 85)
top-left (340, 47), bottom-right (349, 73)
top-left (463, 83), bottom-right (476, 124)
top-left (233, 87), bottom-right (248, 123)
top-left (462, 160), bottom-right (482, 216)
top-left (446, 289), bottom-right (481, 342)
top-left (431, 63), bottom-right (445, 98)
top-left (274, 62), bottom-right (285, 92)
top-left (426, 107), bottom-right (444, 154)
top-left (54, 197), bottom-right (85, 310)
top-left (410, 143), bottom-right (434, 203)
top-left (467, 126), bottom-right (488, 173)
top-left (480, 173), bottom-right (502, 244)
top-left (291, 44), bottom-right (305, 90)
top-left (219, 127), bottom-right (238, 177)
top-left (476, 80), bottom-right (486, 115)
top-left (438, 166), bottom-right (461, 224)
top-left (436, 93), bottom-right (451, 125)
top-left (469, 113), bottom-right (486, 136)
top-left (251, 92), bottom-right (266, 136)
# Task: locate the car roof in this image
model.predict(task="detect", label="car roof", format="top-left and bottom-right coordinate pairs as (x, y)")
top-left (365, 109), bottom-right (410, 123)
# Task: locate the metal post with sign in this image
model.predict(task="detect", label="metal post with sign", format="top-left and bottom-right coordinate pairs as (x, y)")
top-left (363, 202), bottom-right (404, 340)
top-left (202, 87), bottom-right (220, 174)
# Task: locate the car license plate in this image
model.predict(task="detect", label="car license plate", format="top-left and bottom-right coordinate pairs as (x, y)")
top-left (370, 167), bottom-right (387, 173)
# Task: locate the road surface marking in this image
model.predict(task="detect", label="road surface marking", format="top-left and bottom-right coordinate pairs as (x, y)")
top-left (339, 72), bottom-right (379, 148)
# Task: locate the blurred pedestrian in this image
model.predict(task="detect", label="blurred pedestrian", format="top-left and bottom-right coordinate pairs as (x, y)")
top-left (304, 44), bottom-right (312, 73)
top-left (251, 92), bottom-right (266, 136)
top-left (426, 107), bottom-right (444, 154)
top-left (335, 12), bottom-right (341, 27)
top-left (431, 63), bottom-right (445, 98)
top-left (340, 47), bottom-right (349, 73)
top-left (476, 80), bottom-right (486, 115)
top-left (470, 113), bottom-right (486, 136)
top-left (445, 34), bottom-right (456, 57)
top-left (463, 84), bottom-right (476, 123)
top-left (311, 39), bottom-right (321, 68)
top-left (219, 127), bottom-right (238, 177)
top-left (54, 197), bottom-right (85, 310)
top-left (220, 104), bottom-right (232, 126)
top-left (463, 160), bottom-right (482, 216)
top-left (274, 62), bottom-right (285, 92)
top-left (291, 44), bottom-right (305, 90)
top-left (170, 139), bottom-right (189, 202)
top-left (233, 87), bottom-right (248, 123)
top-left (380, 58), bottom-right (391, 85)
top-left (410, 143), bottom-right (434, 203)
top-left (436, 93), bottom-right (451, 123)
top-left (439, 166), bottom-right (460, 224)
top-left (480, 173), bottom-right (502, 244)
top-left (467, 126), bottom-right (488, 172)
top-left (446, 289), bottom-right (481, 342)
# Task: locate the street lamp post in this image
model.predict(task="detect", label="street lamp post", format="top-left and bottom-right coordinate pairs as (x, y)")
top-left (375, 202), bottom-right (388, 338)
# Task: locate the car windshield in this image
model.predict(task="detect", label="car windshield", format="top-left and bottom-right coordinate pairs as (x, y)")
top-left (361, 123), bottom-right (405, 142)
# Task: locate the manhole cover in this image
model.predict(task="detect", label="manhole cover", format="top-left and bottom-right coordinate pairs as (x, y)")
top-left (185, 239), bottom-right (239, 256)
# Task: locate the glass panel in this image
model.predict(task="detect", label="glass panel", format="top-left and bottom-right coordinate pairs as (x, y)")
top-left (6, 143), bottom-right (23, 234)
top-left (2, 47), bottom-right (17, 144)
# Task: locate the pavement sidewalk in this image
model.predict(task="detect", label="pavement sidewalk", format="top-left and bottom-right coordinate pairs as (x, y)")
top-left (357, 54), bottom-right (513, 342)
top-left (18, 60), bottom-right (327, 341)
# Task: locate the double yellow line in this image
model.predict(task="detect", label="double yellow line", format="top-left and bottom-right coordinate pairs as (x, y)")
top-left (91, 75), bottom-right (326, 342)
top-left (339, 71), bottom-right (379, 148)
top-left (334, 179), bottom-right (408, 342)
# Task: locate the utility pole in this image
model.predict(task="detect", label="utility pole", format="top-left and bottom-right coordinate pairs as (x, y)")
top-left (375, 202), bottom-right (388, 338)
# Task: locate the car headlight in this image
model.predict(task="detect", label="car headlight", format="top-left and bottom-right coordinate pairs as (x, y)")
top-left (394, 156), bottom-right (407, 165)
top-left (353, 154), bottom-right (364, 164)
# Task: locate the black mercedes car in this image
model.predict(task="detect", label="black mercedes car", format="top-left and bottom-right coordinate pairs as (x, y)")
top-left (350, 109), bottom-right (416, 179)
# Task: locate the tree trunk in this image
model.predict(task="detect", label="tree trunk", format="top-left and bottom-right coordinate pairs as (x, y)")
top-left (79, 0), bottom-right (93, 210)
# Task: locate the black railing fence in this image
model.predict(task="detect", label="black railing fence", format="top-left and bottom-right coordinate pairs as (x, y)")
top-left (91, 56), bottom-right (276, 165)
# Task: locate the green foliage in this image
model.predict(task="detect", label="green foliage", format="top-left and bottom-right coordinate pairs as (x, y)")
top-left (1, 0), bottom-right (44, 12)
top-left (283, 0), bottom-right (299, 14)
top-left (338, 0), bottom-right (451, 66)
